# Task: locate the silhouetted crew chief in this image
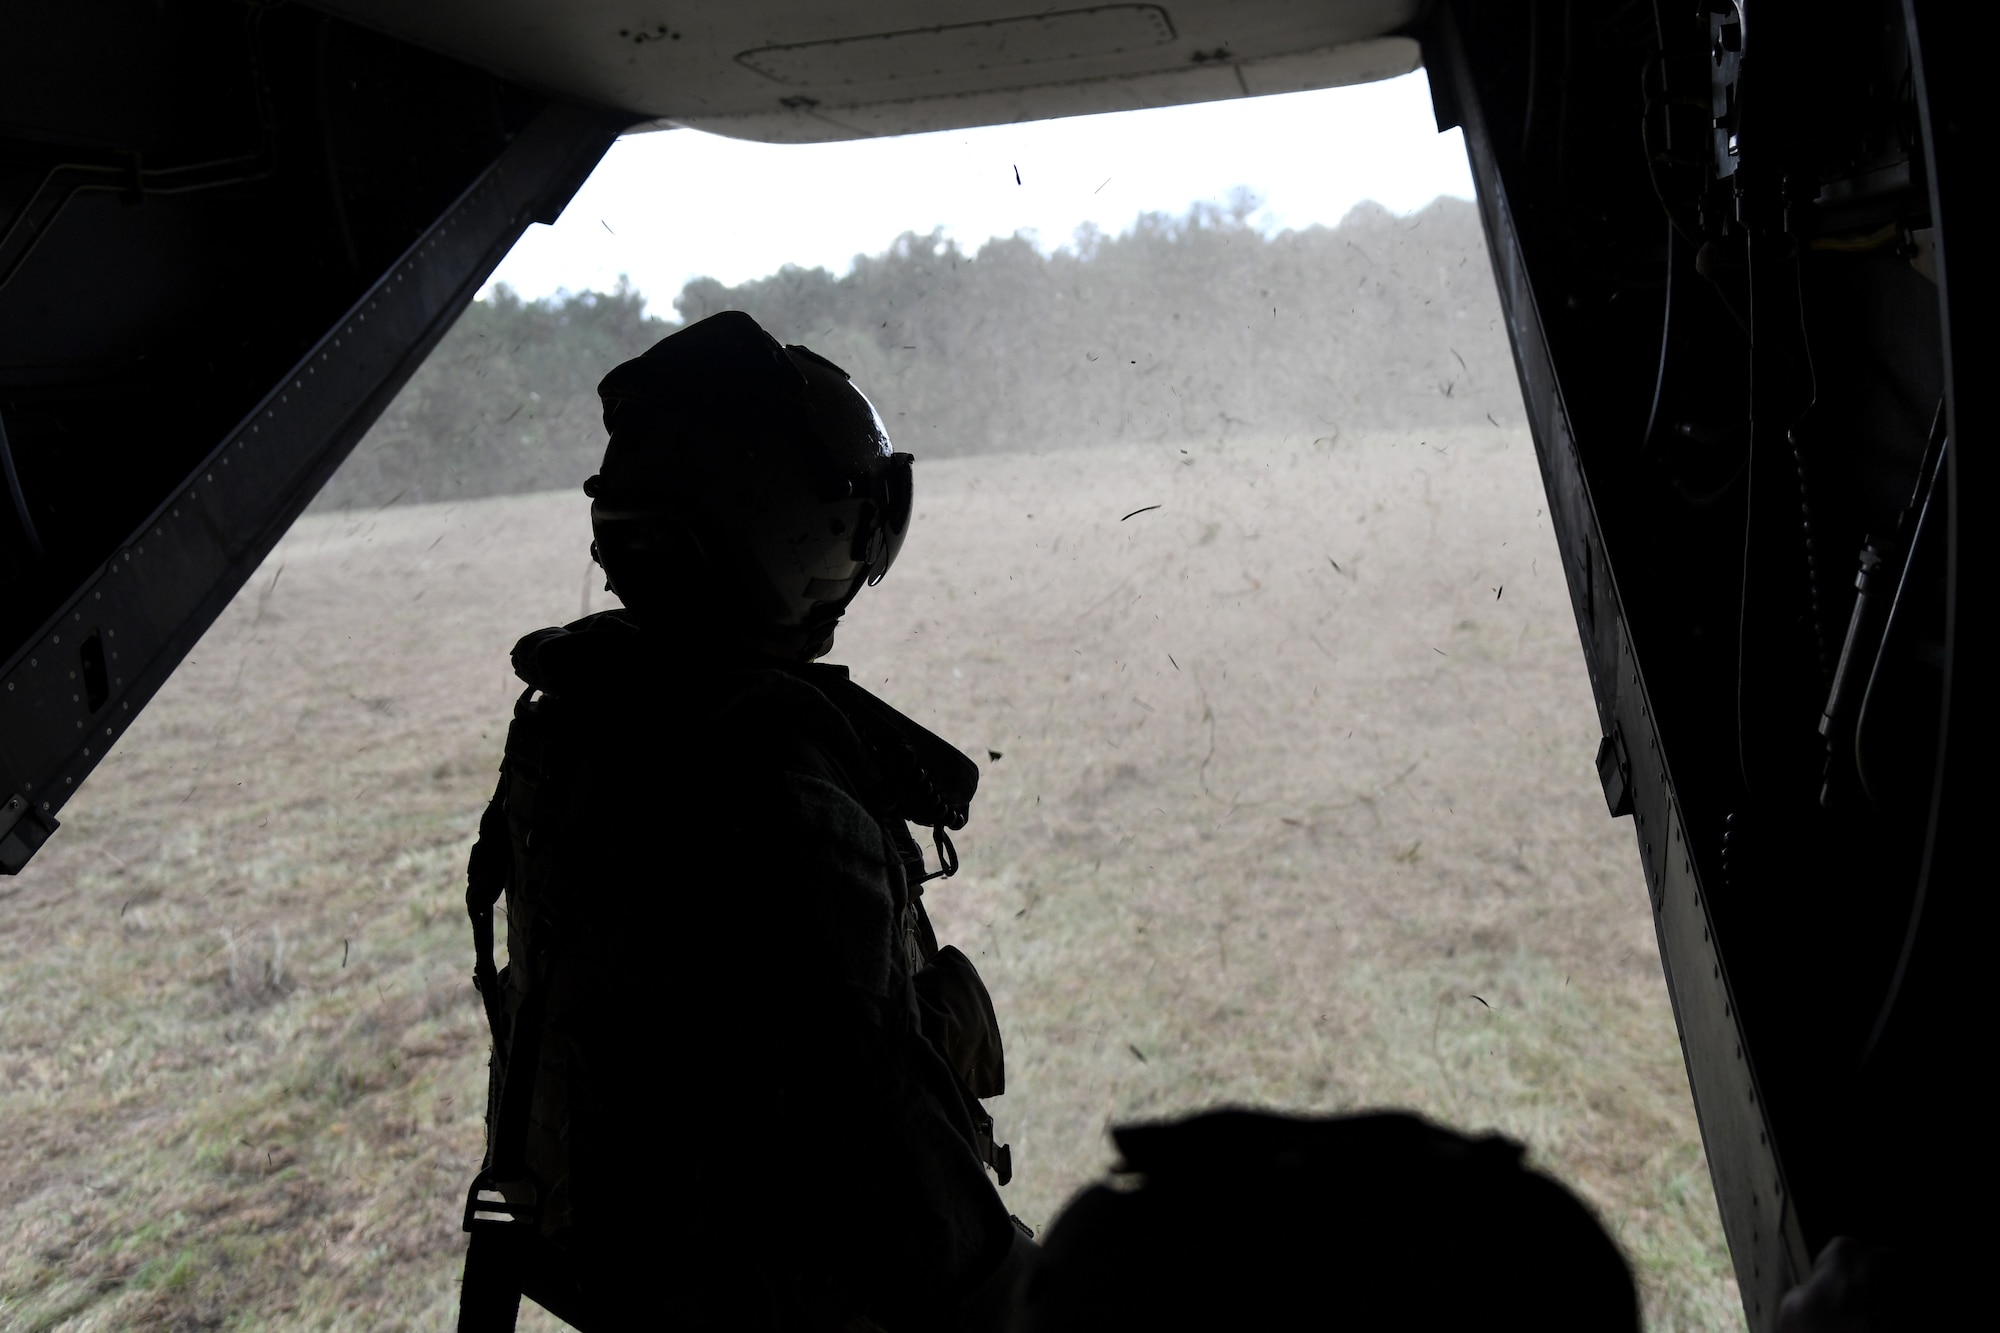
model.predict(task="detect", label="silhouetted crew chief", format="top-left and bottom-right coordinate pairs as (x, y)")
top-left (457, 311), bottom-right (1030, 1333)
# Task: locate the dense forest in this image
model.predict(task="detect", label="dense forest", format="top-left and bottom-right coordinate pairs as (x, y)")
top-left (317, 194), bottom-right (1518, 509)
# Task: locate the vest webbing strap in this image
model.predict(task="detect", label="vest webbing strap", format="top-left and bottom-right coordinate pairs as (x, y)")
top-left (466, 770), bottom-right (511, 1049)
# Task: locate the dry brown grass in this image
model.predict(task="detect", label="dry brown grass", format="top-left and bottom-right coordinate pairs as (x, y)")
top-left (1, 428), bottom-right (1740, 1330)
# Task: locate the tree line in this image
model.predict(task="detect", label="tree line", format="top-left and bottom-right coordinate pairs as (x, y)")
top-left (317, 194), bottom-right (1518, 510)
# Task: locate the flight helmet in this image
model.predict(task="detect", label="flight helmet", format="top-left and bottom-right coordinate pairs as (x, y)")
top-left (586, 311), bottom-right (913, 658)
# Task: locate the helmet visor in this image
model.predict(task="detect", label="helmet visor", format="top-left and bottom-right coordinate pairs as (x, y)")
top-left (868, 452), bottom-right (914, 585)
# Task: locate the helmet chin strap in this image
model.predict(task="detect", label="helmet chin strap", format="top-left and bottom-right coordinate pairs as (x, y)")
top-left (798, 622), bottom-right (839, 662)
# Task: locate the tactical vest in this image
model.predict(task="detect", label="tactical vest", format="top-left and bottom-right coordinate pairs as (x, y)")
top-left (458, 616), bottom-right (1015, 1331)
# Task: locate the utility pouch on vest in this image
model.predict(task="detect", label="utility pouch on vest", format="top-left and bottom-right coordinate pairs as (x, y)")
top-left (914, 945), bottom-right (1006, 1099)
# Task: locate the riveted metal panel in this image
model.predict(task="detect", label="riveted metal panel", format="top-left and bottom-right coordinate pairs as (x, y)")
top-left (0, 102), bottom-right (618, 871)
top-left (1425, 8), bottom-right (1808, 1324)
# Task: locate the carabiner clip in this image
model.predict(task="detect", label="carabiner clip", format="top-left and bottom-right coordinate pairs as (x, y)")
top-left (913, 825), bottom-right (959, 885)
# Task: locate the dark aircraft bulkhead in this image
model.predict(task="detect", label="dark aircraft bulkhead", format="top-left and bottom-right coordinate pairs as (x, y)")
top-left (0, 1), bottom-right (620, 867)
top-left (1423, 0), bottom-right (1988, 1321)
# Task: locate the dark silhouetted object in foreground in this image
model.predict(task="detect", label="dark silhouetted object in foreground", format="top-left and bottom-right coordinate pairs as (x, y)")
top-left (1775, 1236), bottom-right (1959, 1333)
top-left (457, 312), bottom-right (1028, 1331)
top-left (1015, 1109), bottom-right (1639, 1333)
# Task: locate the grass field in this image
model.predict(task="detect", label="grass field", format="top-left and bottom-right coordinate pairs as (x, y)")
top-left (0, 427), bottom-right (1741, 1330)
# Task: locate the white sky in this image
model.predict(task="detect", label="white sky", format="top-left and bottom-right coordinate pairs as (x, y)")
top-left (484, 69), bottom-right (1474, 311)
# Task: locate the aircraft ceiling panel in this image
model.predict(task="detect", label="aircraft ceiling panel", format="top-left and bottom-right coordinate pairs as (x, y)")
top-left (305, 1), bottom-right (1422, 139)
top-left (681, 38), bottom-right (1420, 144)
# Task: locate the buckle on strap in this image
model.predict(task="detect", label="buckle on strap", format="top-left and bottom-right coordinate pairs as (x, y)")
top-left (986, 1140), bottom-right (1013, 1187)
top-left (971, 1106), bottom-right (1013, 1186)
top-left (463, 1172), bottom-right (538, 1233)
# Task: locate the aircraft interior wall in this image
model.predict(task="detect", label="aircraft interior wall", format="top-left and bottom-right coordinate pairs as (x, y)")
top-left (0, 1), bottom-right (620, 869)
top-left (1424, 0), bottom-right (1985, 1319)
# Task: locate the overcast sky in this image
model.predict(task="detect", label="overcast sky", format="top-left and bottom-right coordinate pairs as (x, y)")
top-left (484, 69), bottom-right (1474, 310)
